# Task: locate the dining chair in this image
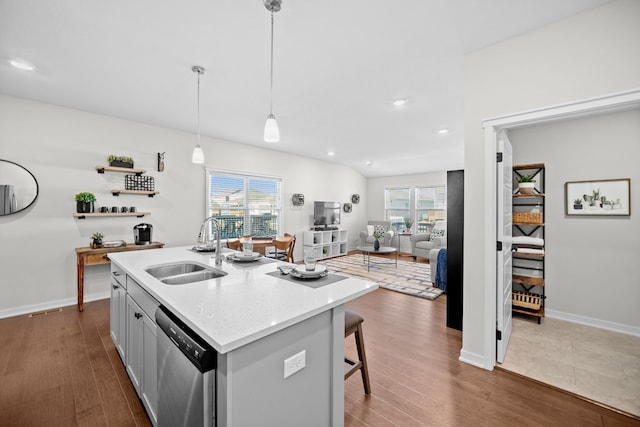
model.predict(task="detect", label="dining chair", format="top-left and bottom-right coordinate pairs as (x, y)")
top-left (266, 235), bottom-right (294, 262)
top-left (226, 238), bottom-right (242, 251)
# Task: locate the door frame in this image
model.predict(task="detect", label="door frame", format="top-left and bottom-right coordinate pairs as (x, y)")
top-left (478, 89), bottom-right (640, 370)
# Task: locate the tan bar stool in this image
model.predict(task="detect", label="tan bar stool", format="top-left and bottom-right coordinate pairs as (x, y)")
top-left (344, 310), bottom-right (371, 395)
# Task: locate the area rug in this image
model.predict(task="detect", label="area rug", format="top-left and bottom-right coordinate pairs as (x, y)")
top-left (319, 254), bottom-right (443, 300)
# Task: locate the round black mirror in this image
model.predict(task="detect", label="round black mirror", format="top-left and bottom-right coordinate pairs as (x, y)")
top-left (0, 159), bottom-right (39, 215)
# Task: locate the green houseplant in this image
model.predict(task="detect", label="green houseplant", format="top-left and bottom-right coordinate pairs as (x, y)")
top-left (75, 192), bottom-right (96, 213)
top-left (108, 155), bottom-right (134, 168)
top-left (517, 175), bottom-right (536, 194)
top-left (404, 217), bottom-right (413, 232)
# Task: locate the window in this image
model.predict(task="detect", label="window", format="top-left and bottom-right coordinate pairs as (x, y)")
top-left (384, 187), bottom-right (411, 232)
top-left (415, 185), bottom-right (446, 233)
top-left (206, 170), bottom-right (282, 239)
top-left (384, 185), bottom-right (446, 233)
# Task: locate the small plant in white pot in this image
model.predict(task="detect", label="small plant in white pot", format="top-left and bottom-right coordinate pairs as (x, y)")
top-left (517, 175), bottom-right (536, 194)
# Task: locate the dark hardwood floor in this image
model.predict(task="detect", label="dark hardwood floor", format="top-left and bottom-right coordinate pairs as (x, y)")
top-left (1, 274), bottom-right (638, 426)
top-left (0, 300), bottom-right (150, 427)
top-left (344, 288), bottom-right (639, 427)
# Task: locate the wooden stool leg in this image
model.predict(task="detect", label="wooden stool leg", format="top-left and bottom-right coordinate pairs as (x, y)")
top-left (354, 324), bottom-right (371, 395)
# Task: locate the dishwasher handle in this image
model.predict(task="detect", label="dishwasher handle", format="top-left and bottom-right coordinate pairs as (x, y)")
top-left (156, 305), bottom-right (216, 373)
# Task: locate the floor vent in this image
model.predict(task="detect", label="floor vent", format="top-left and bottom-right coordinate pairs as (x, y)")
top-left (29, 308), bottom-right (63, 318)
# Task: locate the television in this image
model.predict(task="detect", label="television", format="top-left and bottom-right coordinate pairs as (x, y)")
top-left (313, 201), bottom-right (341, 227)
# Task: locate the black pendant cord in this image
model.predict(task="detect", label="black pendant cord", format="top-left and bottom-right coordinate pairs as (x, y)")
top-left (197, 71), bottom-right (201, 143)
top-left (269, 10), bottom-right (275, 116)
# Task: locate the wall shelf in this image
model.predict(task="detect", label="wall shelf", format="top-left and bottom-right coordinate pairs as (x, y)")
top-left (96, 165), bottom-right (145, 175)
top-left (513, 193), bottom-right (545, 198)
top-left (73, 212), bottom-right (150, 219)
top-left (111, 189), bottom-right (159, 197)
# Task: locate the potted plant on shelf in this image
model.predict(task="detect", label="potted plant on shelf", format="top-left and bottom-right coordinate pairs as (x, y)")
top-left (108, 155), bottom-right (134, 168)
top-left (373, 230), bottom-right (383, 250)
top-left (517, 175), bottom-right (536, 194)
top-left (91, 232), bottom-right (104, 248)
top-left (573, 198), bottom-right (583, 210)
top-left (75, 192), bottom-right (96, 213)
top-left (404, 217), bottom-right (413, 233)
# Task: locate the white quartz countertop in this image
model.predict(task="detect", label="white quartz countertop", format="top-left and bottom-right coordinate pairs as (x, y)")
top-left (109, 246), bottom-right (377, 354)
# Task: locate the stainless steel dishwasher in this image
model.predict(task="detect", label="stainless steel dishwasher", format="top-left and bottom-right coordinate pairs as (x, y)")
top-left (156, 305), bottom-right (216, 427)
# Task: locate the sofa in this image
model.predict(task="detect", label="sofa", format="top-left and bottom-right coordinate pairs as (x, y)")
top-left (359, 220), bottom-right (395, 247)
top-left (410, 220), bottom-right (447, 260)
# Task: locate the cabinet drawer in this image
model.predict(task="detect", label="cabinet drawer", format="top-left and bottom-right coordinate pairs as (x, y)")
top-left (111, 264), bottom-right (126, 287)
top-left (127, 276), bottom-right (159, 320)
top-left (86, 253), bottom-right (110, 265)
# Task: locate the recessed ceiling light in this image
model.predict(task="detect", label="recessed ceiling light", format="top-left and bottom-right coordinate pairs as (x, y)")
top-left (392, 98), bottom-right (408, 107)
top-left (365, 161), bottom-right (373, 166)
top-left (437, 128), bottom-right (450, 134)
top-left (327, 151), bottom-right (335, 156)
top-left (10, 59), bottom-right (35, 71)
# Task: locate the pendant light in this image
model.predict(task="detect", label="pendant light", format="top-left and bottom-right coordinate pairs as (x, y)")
top-left (264, 0), bottom-right (282, 142)
top-left (192, 65), bottom-right (206, 164)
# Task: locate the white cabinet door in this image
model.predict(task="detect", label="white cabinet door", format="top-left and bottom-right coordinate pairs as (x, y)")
top-left (110, 281), bottom-right (126, 361)
top-left (142, 314), bottom-right (158, 426)
top-left (126, 295), bottom-right (143, 394)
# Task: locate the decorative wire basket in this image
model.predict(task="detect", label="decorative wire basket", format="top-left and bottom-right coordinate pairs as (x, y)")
top-left (125, 175), bottom-right (155, 191)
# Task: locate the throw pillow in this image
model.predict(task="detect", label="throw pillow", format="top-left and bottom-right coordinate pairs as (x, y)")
top-left (429, 228), bottom-right (445, 241)
top-left (366, 225), bottom-right (374, 236)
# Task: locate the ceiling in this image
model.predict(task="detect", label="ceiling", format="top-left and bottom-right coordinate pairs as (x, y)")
top-left (0, 0), bottom-right (611, 177)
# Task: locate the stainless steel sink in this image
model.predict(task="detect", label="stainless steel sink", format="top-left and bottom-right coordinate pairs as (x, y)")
top-left (160, 270), bottom-right (226, 285)
top-left (144, 262), bottom-right (227, 285)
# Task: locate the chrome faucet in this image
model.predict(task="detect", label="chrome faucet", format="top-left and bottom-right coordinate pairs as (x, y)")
top-left (198, 216), bottom-right (223, 267)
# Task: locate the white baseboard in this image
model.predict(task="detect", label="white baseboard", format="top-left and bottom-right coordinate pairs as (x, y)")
top-left (459, 349), bottom-right (493, 370)
top-left (546, 309), bottom-right (640, 337)
top-left (0, 291), bottom-right (110, 319)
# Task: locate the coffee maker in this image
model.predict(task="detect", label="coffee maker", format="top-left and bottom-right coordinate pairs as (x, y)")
top-left (133, 223), bottom-right (153, 245)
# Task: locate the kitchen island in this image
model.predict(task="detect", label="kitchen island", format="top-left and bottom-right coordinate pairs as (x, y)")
top-left (109, 245), bottom-right (377, 427)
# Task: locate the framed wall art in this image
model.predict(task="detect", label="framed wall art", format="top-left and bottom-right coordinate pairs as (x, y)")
top-left (565, 178), bottom-right (630, 216)
top-left (291, 193), bottom-right (305, 206)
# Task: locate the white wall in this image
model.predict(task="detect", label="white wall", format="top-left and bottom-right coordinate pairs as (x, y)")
top-left (463, 0), bottom-right (640, 366)
top-left (0, 94), bottom-right (367, 317)
top-left (510, 109), bottom-right (640, 328)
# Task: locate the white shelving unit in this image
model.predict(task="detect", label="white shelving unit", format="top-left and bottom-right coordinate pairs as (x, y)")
top-left (303, 229), bottom-right (348, 260)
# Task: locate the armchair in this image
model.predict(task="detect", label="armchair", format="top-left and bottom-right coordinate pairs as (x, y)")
top-left (410, 220), bottom-right (447, 260)
top-left (359, 220), bottom-right (394, 247)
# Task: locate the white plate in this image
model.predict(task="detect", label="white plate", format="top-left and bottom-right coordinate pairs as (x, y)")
top-left (291, 265), bottom-right (327, 278)
top-left (228, 252), bottom-right (261, 262)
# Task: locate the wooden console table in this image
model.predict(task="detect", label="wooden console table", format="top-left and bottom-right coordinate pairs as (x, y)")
top-left (75, 242), bottom-right (164, 311)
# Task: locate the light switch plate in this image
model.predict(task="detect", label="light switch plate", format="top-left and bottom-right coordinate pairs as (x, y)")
top-left (284, 350), bottom-right (306, 379)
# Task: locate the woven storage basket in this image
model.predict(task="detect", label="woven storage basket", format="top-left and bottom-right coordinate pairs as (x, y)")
top-left (513, 212), bottom-right (543, 224)
top-left (512, 290), bottom-right (542, 310)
